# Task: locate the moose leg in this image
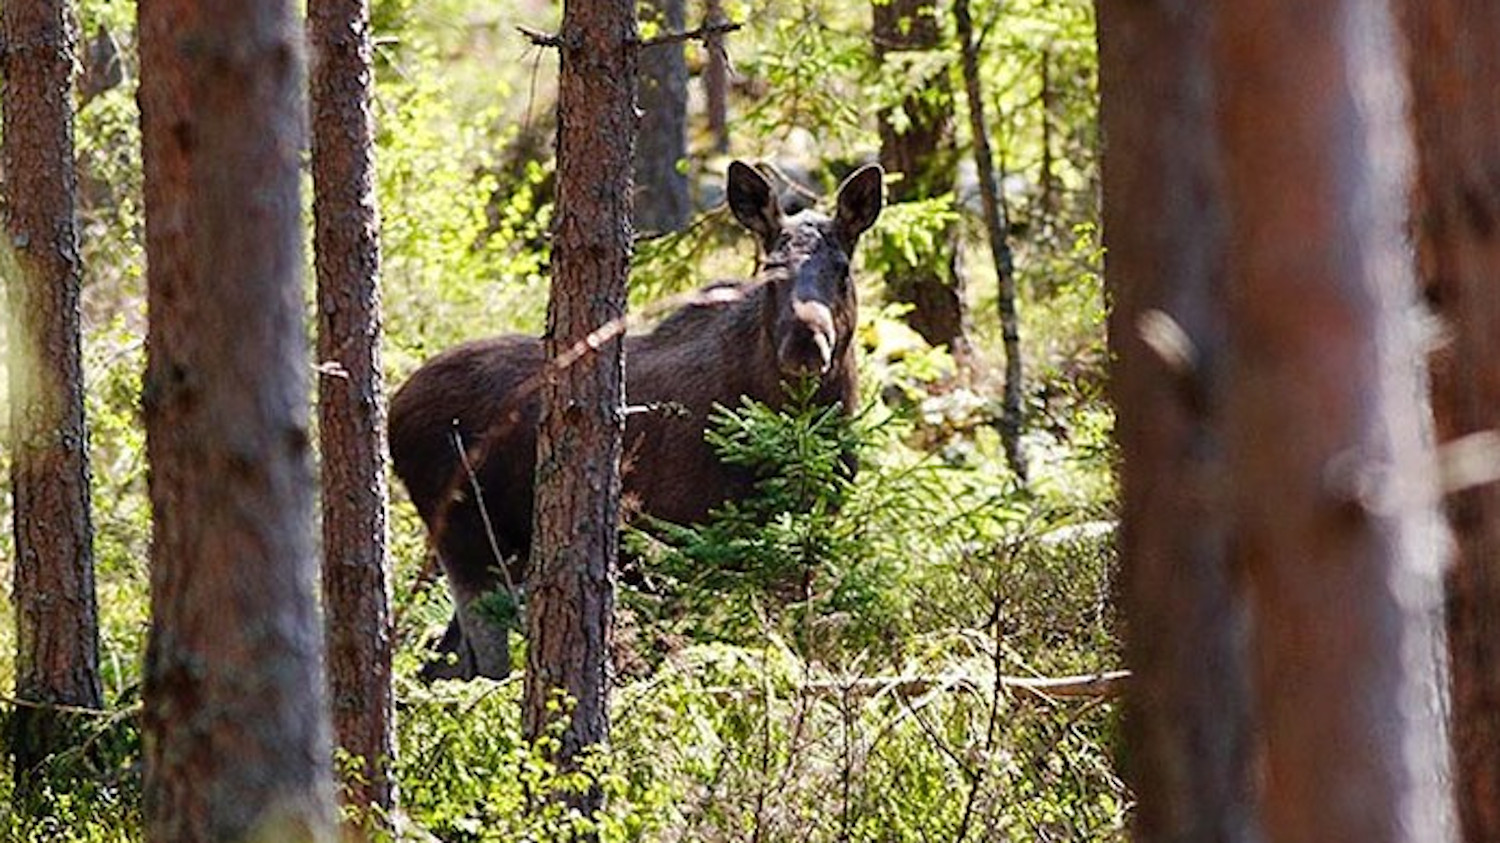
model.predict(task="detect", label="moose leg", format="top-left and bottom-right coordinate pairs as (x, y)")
top-left (418, 613), bottom-right (476, 681)
top-left (451, 578), bottom-right (513, 680)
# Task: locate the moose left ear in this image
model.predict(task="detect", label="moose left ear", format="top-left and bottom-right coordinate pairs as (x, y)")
top-left (834, 164), bottom-right (884, 245)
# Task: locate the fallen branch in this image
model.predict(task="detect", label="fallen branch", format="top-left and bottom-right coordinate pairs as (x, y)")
top-left (697, 670), bottom-right (1129, 704)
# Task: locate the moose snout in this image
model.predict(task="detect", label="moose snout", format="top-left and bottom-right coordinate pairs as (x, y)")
top-left (778, 300), bottom-right (836, 377)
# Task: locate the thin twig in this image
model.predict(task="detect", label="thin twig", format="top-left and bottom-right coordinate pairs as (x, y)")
top-left (0, 693), bottom-right (134, 719)
top-left (450, 426), bottom-right (518, 596)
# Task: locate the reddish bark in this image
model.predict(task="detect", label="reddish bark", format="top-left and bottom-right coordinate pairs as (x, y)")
top-left (2, 0), bottom-right (103, 786)
top-left (521, 0), bottom-right (637, 814)
top-left (1217, 1), bottom-right (1451, 839)
top-left (1097, 2), bottom-right (1255, 840)
top-left (139, 0), bottom-right (336, 837)
top-left (311, 0), bottom-right (396, 831)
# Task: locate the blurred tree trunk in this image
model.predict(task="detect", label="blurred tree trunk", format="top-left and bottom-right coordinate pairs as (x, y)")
top-left (1402, 2), bottom-right (1500, 841)
top-left (310, 0), bottom-right (395, 832)
top-left (522, 0), bottom-right (636, 818)
top-left (138, 0), bottom-right (336, 838)
top-left (703, 0), bottom-right (729, 154)
top-left (955, 0), bottom-right (1025, 479)
top-left (1097, 3), bottom-right (1256, 841)
top-left (635, 0), bottom-right (690, 233)
top-left (1216, 0), bottom-right (1452, 840)
top-left (873, 0), bottom-right (969, 359)
top-left (2, 0), bottom-right (103, 789)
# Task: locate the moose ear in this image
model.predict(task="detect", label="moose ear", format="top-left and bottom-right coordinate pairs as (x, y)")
top-left (727, 161), bottom-right (782, 249)
top-left (833, 164), bottom-right (884, 245)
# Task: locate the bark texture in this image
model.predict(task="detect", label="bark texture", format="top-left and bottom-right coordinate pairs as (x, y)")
top-left (1217, 1), bottom-right (1452, 840)
top-left (873, 0), bottom-right (968, 358)
top-left (2, 0), bottom-right (103, 785)
top-left (1402, 2), bottom-right (1500, 840)
top-left (521, 0), bottom-right (636, 813)
top-left (1096, 2), bottom-right (1256, 840)
top-left (139, 0), bottom-right (336, 838)
top-left (635, 0), bottom-right (690, 233)
top-left (310, 0), bottom-right (395, 832)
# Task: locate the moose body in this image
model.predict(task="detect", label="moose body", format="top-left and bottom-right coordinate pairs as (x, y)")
top-left (389, 162), bottom-right (883, 679)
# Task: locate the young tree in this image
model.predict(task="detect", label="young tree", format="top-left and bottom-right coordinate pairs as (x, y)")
top-left (872, 0), bottom-right (968, 358)
top-left (1097, 2), bottom-right (1256, 840)
top-left (310, 0), bottom-right (395, 830)
top-left (138, 0), bottom-right (336, 838)
top-left (1216, 0), bottom-right (1452, 839)
top-left (954, 0), bottom-right (1025, 479)
top-left (1402, 2), bottom-right (1500, 840)
top-left (703, 0), bottom-right (730, 154)
top-left (636, 0), bottom-right (691, 234)
top-left (522, 0), bottom-right (637, 816)
top-left (2, 0), bottom-right (103, 786)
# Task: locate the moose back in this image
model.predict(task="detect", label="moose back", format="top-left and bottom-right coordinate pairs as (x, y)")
top-left (388, 161), bottom-right (884, 679)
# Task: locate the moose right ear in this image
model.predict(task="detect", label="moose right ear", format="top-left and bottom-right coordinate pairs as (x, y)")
top-left (727, 161), bottom-right (782, 249)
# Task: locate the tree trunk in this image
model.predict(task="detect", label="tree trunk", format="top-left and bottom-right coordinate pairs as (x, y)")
top-left (703, 0), bottom-right (730, 154)
top-left (2, 0), bottom-right (103, 789)
top-left (954, 0), bottom-right (1025, 480)
top-left (1216, 0), bottom-right (1452, 839)
top-left (1096, 2), bottom-right (1256, 840)
top-left (522, 0), bottom-right (636, 817)
top-left (139, 0), bottom-right (337, 838)
top-left (1402, 2), bottom-right (1500, 840)
top-left (635, 0), bottom-right (690, 234)
top-left (873, 0), bottom-right (969, 359)
top-left (310, 0), bottom-right (395, 833)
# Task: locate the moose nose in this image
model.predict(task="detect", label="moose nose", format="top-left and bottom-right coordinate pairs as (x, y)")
top-left (779, 300), bottom-right (835, 377)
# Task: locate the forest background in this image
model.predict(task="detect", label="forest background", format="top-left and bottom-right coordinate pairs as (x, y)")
top-left (0, 0), bottom-right (1120, 838)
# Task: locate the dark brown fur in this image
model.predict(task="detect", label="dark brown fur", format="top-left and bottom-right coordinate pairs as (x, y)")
top-left (389, 162), bottom-right (883, 679)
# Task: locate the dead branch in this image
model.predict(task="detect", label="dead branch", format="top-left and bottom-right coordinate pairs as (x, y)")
top-left (698, 670), bottom-right (1129, 704)
top-left (515, 21), bottom-right (742, 51)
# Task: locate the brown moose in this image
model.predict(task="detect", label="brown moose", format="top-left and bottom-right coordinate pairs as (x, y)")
top-left (388, 161), bottom-right (884, 679)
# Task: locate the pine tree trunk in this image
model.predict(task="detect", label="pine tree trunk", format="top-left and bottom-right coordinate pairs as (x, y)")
top-left (1216, 0), bottom-right (1452, 838)
top-left (310, 0), bottom-right (396, 832)
top-left (139, 0), bottom-right (336, 838)
top-left (873, 0), bottom-right (969, 358)
top-left (1097, 3), bottom-right (1256, 840)
top-left (522, 0), bottom-right (636, 817)
top-left (2, 0), bottom-right (103, 789)
top-left (1402, 2), bottom-right (1500, 840)
top-left (635, 0), bottom-right (690, 234)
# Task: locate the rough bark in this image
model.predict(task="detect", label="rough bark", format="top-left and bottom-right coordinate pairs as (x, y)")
top-left (635, 0), bottom-right (690, 233)
top-left (1216, 1), bottom-right (1452, 840)
top-left (310, 0), bottom-right (396, 832)
top-left (954, 0), bottom-right (1025, 479)
top-left (873, 0), bottom-right (969, 359)
top-left (138, 0), bottom-right (337, 838)
top-left (521, 0), bottom-right (636, 816)
top-left (1402, 2), bottom-right (1500, 840)
top-left (1096, 2), bottom-right (1256, 841)
top-left (2, 0), bottom-right (103, 787)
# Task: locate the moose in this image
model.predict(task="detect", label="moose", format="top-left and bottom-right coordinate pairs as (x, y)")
top-left (388, 161), bottom-right (884, 679)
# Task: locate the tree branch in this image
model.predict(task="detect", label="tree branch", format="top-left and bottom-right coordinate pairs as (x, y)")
top-left (642, 21), bottom-right (743, 49)
top-left (516, 21), bottom-right (742, 50)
